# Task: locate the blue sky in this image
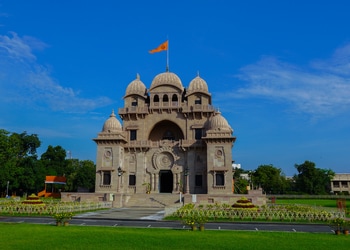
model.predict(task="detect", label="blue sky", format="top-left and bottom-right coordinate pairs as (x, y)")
top-left (1, 0), bottom-right (350, 176)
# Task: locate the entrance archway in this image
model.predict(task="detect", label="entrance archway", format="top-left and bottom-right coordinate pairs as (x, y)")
top-left (159, 170), bottom-right (173, 193)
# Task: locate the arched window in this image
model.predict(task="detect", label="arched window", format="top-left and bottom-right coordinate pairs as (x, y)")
top-left (154, 95), bottom-right (159, 106)
top-left (172, 94), bottom-right (178, 102)
top-left (172, 94), bottom-right (178, 106)
top-left (163, 94), bottom-right (169, 106)
top-left (195, 96), bottom-right (201, 105)
top-left (131, 98), bottom-right (138, 107)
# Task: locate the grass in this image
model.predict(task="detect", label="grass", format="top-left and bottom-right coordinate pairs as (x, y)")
top-left (275, 199), bottom-right (345, 208)
top-left (0, 223), bottom-right (349, 250)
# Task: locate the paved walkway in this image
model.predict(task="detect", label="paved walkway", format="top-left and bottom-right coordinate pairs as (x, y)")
top-left (74, 207), bottom-right (166, 220)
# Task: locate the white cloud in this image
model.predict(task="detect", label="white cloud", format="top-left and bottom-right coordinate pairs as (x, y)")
top-left (232, 45), bottom-right (350, 116)
top-left (0, 32), bottom-right (113, 112)
top-left (0, 32), bottom-right (38, 61)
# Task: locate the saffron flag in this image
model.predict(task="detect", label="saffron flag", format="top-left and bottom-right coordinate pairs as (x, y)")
top-left (149, 40), bottom-right (168, 53)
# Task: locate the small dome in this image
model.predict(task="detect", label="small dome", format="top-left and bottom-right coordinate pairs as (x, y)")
top-left (102, 110), bottom-right (122, 132)
top-left (187, 75), bottom-right (209, 95)
top-left (208, 112), bottom-right (232, 132)
top-left (150, 72), bottom-right (183, 91)
top-left (125, 73), bottom-right (147, 97)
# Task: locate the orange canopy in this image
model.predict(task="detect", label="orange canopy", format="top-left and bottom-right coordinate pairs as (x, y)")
top-left (45, 176), bottom-right (66, 184)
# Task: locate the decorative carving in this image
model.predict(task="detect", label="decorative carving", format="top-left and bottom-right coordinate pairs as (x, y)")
top-left (103, 148), bottom-right (112, 167)
top-left (152, 147), bottom-right (178, 170)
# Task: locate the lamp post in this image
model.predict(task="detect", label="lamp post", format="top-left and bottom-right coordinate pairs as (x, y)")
top-left (118, 167), bottom-right (123, 176)
top-left (184, 167), bottom-right (189, 194)
top-left (6, 181), bottom-right (9, 198)
top-left (117, 167), bottom-right (123, 193)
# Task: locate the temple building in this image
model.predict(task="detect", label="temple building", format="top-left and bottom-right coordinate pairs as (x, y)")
top-left (92, 70), bottom-right (237, 205)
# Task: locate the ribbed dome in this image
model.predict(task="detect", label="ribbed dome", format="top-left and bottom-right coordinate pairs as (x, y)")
top-left (102, 110), bottom-right (122, 132)
top-left (150, 72), bottom-right (183, 91)
top-left (208, 112), bottom-right (232, 132)
top-left (188, 75), bottom-right (209, 94)
top-left (125, 73), bottom-right (147, 97)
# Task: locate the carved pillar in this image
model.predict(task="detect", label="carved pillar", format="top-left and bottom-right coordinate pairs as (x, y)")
top-left (185, 174), bottom-right (189, 194)
top-left (156, 173), bottom-right (160, 192)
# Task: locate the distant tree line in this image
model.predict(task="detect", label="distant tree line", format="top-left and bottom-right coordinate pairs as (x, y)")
top-left (0, 129), bottom-right (95, 197)
top-left (234, 161), bottom-right (335, 195)
top-left (1, 129), bottom-right (336, 197)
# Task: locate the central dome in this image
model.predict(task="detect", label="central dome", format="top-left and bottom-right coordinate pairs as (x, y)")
top-left (150, 72), bottom-right (183, 91)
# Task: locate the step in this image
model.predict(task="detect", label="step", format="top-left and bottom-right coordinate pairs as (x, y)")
top-left (125, 194), bottom-right (182, 208)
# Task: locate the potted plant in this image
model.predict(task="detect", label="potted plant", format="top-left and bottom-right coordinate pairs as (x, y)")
top-left (53, 213), bottom-right (64, 226)
top-left (195, 213), bottom-right (208, 231)
top-left (53, 212), bottom-right (73, 226)
top-left (343, 220), bottom-right (349, 235)
top-left (331, 217), bottom-right (345, 235)
top-left (183, 215), bottom-right (197, 231)
top-left (63, 212), bottom-right (73, 226)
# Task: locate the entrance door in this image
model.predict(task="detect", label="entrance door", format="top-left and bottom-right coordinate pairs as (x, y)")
top-left (159, 170), bottom-right (173, 193)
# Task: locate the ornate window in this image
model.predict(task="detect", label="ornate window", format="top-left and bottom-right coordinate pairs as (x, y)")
top-left (131, 98), bottom-right (138, 107)
top-left (163, 94), bottom-right (169, 102)
top-left (129, 175), bottom-right (136, 186)
top-left (154, 95), bottom-right (159, 105)
top-left (195, 96), bottom-right (201, 105)
top-left (103, 171), bottom-right (111, 185)
top-left (215, 172), bottom-right (225, 186)
top-left (195, 128), bottom-right (202, 140)
top-left (130, 130), bottom-right (137, 141)
top-left (172, 94), bottom-right (178, 106)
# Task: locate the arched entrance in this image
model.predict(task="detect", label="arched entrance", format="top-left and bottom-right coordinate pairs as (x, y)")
top-left (159, 170), bottom-right (173, 193)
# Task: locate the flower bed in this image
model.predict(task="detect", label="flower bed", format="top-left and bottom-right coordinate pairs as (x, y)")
top-left (174, 201), bottom-right (344, 223)
top-left (0, 199), bottom-right (112, 216)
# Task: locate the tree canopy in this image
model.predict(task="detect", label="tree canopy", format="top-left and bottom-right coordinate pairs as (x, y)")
top-left (0, 129), bottom-right (95, 196)
top-left (252, 164), bottom-right (288, 194)
top-left (294, 160), bottom-right (335, 195)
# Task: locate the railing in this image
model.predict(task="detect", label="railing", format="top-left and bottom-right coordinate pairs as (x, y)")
top-left (182, 105), bottom-right (216, 113)
top-left (0, 201), bottom-right (112, 216)
top-left (118, 107), bottom-right (149, 114)
top-left (266, 194), bottom-right (350, 200)
top-left (124, 139), bottom-right (205, 149)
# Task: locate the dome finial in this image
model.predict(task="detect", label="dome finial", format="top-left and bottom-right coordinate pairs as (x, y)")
top-left (136, 73), bottom-right (140, 80)
top-left (110, 109), bottom-right (116, 117)
top-left (197, 71), bottom-right (200, 77)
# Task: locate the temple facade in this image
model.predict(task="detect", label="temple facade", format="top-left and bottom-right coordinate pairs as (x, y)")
top-left (93, 71), bottom-right (236, 198)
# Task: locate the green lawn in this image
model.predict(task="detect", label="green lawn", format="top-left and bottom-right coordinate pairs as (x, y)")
top-left (0, 223), bottom-right (349, 250)
top-left (275, 199), bottom-right (348, 208)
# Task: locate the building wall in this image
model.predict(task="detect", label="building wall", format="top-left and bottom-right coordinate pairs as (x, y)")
top-left (331, 173), bottom-right (350, 194)
top-left (93, 72), bottom-right (236, 200)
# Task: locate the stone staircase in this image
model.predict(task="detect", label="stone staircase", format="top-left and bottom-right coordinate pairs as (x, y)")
top-left (125, 193), bottom-right (183, 208)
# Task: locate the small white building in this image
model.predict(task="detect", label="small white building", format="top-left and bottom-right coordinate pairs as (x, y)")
top-left (331, 173), bottom-right (350, 195)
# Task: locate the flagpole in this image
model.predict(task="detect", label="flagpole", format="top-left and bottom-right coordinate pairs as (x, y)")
top-left (166, 39), bottom-right (169, 72)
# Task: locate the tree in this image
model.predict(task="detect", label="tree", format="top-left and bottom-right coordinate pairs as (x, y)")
top-left (252, 164), bottom-right (287, 194)
top-left (233, 168), bottom-right (250, 194)
top-left (40, 145), bottom-right (67, 176)
top-left (294, 160), bottom-right (335, 195)
top-left (62, 159), bottom-right (96, 192)
top-left (0, 130), bottom-right (41, 195)
top-left (74, 160), bottom-right (96, 192)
